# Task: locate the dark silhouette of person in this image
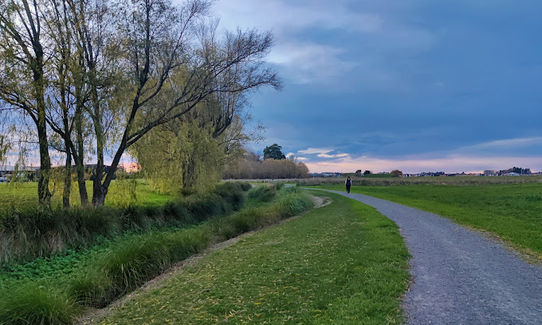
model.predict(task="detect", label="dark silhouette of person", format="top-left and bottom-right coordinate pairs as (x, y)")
top-left (345, 176), bottom-right (352, 193)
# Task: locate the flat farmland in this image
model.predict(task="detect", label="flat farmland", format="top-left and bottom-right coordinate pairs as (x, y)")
top-left (318, 182), bottom-right (542, 259)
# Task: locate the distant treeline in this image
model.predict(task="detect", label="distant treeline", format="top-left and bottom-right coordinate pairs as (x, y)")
top-left (224, 153), bottom-right (309, 179)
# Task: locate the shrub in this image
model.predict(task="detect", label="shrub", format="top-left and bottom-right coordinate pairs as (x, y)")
top-left (239, 182), bottom-right (252, 191)
top-left (186, 193), bottom-right (227, 221)
top-left (248, 186), bottom-right (276, 202)
top-left (214, 183), bottom-right (245, 211)
top-left (275, 193), bottom-right (314, 217)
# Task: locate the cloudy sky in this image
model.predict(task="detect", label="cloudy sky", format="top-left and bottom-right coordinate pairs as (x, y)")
top-left (212, 0), bottom-right (542, 173)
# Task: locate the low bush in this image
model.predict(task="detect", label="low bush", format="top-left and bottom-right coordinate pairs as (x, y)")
top-left (0, 183), bottom-right (248, 264)
top-left (214, 182), bottom-right (245, 210)
top-left (238, 182), bottom-right (252, 191)
top-left (247, 185), bottom-right (276, 202)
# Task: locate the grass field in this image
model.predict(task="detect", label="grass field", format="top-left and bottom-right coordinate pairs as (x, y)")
top-left (0, 180), bottom-right (173, 210)
top-left (319, 183), bottom-right (542, 259)
top-left (99, 191), bottom-right (410, 324)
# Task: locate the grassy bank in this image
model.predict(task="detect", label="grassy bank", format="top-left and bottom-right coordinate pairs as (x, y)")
top-left (0, 186), bottom-right (314, 324)
top-left (99, 191), bottom-right (410, 324)
top-left (320, 183), bottom-right (542, 258)
top-left (0, 182), bottom-right (247, 264)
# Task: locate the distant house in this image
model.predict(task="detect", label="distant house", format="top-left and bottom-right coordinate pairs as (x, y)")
top-left (119, 162), bottom-right (141, 173)
top-left (483, 170), bottom-right (498, 176)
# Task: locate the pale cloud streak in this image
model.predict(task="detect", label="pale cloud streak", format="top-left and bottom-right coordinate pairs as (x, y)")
top-left (457, 137), bottom-right (542, 151)
top-left (266, 43), bottom-right (358, 84)
top-left (213, 0), bottom-right (383, 35)
top-left (297, 147), bottom-right (350, 159)
top-left (298, 147), bottom-right (334, 155)
top-left (317, 153), bottom-right (350, 159)
top-left (305, 154), bottom-right (542, 174)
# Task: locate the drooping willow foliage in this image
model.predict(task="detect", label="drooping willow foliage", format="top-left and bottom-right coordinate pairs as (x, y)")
top-left (131, 118), bottom-right (225, 195)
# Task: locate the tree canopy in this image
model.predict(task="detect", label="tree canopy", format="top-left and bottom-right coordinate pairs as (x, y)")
top-left (263, 144), bottom-right (286, 160)
top-left (0, 0), bottom-right (279, 206)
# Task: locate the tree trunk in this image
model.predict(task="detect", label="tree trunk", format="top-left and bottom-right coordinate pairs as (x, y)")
top-left (34, 57), bottom-right (52, 207)
top-left (92, 184), bottom-right (107, 206)
top-left (37, 115), bottom-right (52, 207)
top-left (63, 144), bottom-right (71, 208)
top-left (91, 103), bottom-right (106, 206)
top-left (74, 110), bottom-right (89, 206)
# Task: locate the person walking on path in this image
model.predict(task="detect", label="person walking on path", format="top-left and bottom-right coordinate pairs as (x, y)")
top-left (345, 176), bottom-right (352, 193)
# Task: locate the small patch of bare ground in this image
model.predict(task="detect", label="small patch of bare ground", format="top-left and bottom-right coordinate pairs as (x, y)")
top-left (78, 194), bottom-right (332, 324)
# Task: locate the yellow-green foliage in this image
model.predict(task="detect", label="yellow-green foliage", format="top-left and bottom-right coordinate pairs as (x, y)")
top-left (132, 119), bottom-right (224, 195)
top-left (106, 179), bottom-right (138, 208)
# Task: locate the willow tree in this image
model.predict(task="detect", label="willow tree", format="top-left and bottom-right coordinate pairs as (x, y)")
top-left (0, 0), bottom-right (53, 206)
top-left (132, 116), bottom-right (224, 194)
top-left (73, 0), bottom-right (279, 205)
top-left (0, 113), bottom-right (12, 165)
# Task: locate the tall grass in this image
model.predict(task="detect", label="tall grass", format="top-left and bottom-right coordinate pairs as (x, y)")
top-left (0, 185), bottom-right (313, 324)
top-left (0, 187), bottom-right (313, 325)
top-left (247, 185), bottom-right (277, 202)
top-left (0, 284), bottom-right (78, 325)
top-left (69, 189), bottom-right (313, 308)
top-left (69, 227), bottom-right (211, 307)
top-left (0, 182), bottom-right (249, 264)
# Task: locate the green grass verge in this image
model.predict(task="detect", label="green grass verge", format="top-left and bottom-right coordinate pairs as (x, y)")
top-left (99, 191), bottom-right (409, 324)
top-left (0, 187), bottom-right (314, 324)
top-left (319, 183), bottom-right (542, 258)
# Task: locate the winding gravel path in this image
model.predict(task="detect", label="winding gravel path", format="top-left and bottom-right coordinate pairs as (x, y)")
top-left (316, 189), bottom-right (542, 325)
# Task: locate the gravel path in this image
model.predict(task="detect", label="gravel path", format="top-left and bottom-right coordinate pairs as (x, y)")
top-left (317, 189), bottom-right (542, 325)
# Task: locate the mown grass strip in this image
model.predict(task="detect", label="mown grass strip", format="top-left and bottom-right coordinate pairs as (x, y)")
top-left (320, 183), bottom-right (542, 257)
top-left (99, 191), bottom-right (410, 324)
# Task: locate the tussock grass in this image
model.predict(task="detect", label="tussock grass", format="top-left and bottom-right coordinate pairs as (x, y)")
top-left (0, 187), bottom-right (313, 324)
top-left (247, 184), bottom-right (277, 202)
top-left (69, 228), bottom-right (211, 307)
top-left (70, 190), bottom-right (313, 308)
top-left (0, 283), bottom-right (78, 325)
top-left (0, 182), bottom-right (247, 264)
